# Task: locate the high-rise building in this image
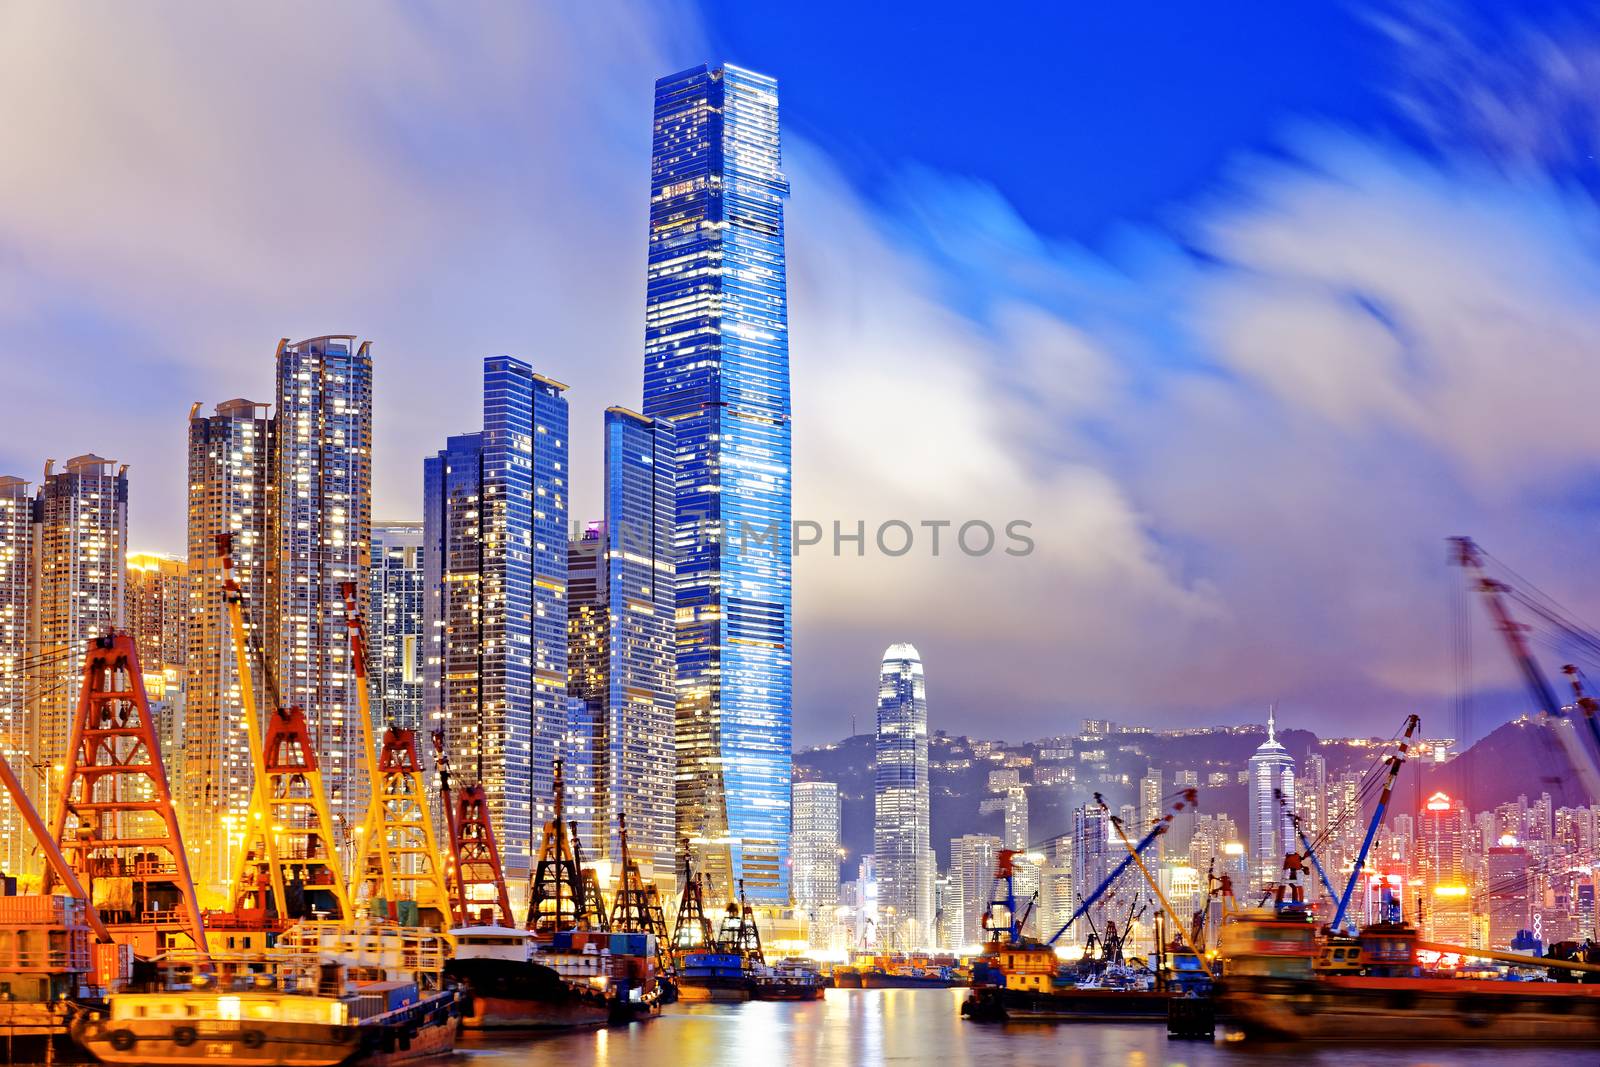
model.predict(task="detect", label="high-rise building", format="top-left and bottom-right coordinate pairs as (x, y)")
top-left (32, 455), bottom-right (128, 780)
top-left (370, 522), bottom-right (425, 729)
top-left (874, 643), bottom-right (934, 948)
top-left (1418, 790), bottom-right (1468, 941)
top-left (269, 336), bottom-right (373, 845)
top-left (564, 409), bottom-right (677, 876)
top-left (950, 834), bottom-right (1001, 950)
top-left (646, 62), bottom-right (792, 903)
top-left (424, 357), bottom-right (568, 890)
top-left (0, 475), bottom-right (32, 876)
top-left (792, 781), bottom-right (840, 947)
top-left (126, 553), bottom-right (186, 675)
top-left (184, 398), bottom-right (272, 894)
top-left (1074, 803), bottom-right (1111, 927)
top-left (1248, 707), bottom-right (1296, 890)
top-left (560, 696), bottom-right (601, 864)
top-left (1003, 786), bottom-right (1030, 852)
top-left (1487, 841), bottom-right (1531, 949)
top-left (1139, 771), bottom-right (1163, 857)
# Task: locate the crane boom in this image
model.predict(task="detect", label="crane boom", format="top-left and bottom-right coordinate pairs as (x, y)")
top-left (1276, 787), bottom-right (1339, 908)
top-left (1330, 714), bottom-right (1420, 933)
top-left (1103, 793), bottom-right (1213, 979)
top-left (1045, 790), bottom-right (1196, 946)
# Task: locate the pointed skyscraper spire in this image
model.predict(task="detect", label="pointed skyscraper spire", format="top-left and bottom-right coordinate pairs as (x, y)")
top-left (1267, 702), bottom-right (1277, 742)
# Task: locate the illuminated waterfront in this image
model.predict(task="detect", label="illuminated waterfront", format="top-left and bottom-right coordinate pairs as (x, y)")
top-left (443, 989), bottom-right (1576, 1067)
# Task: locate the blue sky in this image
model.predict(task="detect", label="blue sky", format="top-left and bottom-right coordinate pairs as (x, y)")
top-left (4, 1), bottom-right (1600, 746)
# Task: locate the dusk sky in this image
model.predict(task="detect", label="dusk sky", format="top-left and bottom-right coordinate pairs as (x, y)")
top-left (5, 1), bottom-right (1600, 746)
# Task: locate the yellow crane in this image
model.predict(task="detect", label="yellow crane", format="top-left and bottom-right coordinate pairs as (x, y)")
top-left (341, 582), bottom-right (451, 926)
top-left (218, 534), bottom-right (350, 922)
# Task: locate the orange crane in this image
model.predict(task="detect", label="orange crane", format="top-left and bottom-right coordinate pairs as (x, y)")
top-left (217, 534), bottom-right (349, 922)
top-left (46, 633), bottom-right (208, 958)
top-left (340, 582), bottom-right (451, 926)
top-left (0, 749), bottom-right (113, 943)
top-left (433, 728), bottom-right (514, 927)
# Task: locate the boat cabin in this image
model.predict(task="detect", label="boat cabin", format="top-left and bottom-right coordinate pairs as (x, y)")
top-left (1219, 909), bottom-right (1317, 979)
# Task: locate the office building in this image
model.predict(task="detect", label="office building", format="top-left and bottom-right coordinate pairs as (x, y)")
top-left (874, 643), bottom-right (934, 948)
top-left (646, 63), bottom-right (792, 902)
top-left (792, 780), bottom-right (840, 947)
top-left (565, 409), bottom-right (677, 875)
top-left (1248, 707), bottom-right (1296, 890)
top-left (424, 356), bottom-right (568, 888)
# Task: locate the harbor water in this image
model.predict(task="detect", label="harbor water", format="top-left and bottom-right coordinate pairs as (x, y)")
top-left (445, 988), bottom-right (1574, 1067)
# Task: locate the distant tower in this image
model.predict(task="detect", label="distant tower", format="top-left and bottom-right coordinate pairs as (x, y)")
top-left (875, 643), bottom-right (933, 948)
top-left (1248, 706), bottom-right (1296, 890)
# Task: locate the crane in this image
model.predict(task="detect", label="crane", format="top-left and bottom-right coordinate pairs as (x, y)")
top-left (1102, 793), bottom-right (1213, 979)
top-left (1452, 536), bottom-right (1600, 800)
top-left (1274, 787), bottom-right (1339, 910)
top-left (1329, 714), bottom-right (1421, 933)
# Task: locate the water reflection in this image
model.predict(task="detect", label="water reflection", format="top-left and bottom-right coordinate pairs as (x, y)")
top-left (447, 988), bottom-right (1562, 1067)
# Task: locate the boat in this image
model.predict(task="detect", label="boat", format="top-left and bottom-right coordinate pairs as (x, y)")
top-left (830, 964), bottom-right (862, 989)
top-left (1219, 909), bottom-right (1600, 1043)
top-left (74, 920), bottom-right (461, 1066)
top-left (751, 958), bottom-right (827, 1001)
top-left (446, 925), bottom-right (661, 1030)
top-left (858, 954), bottom-right (963, 989)
top-left (675, 949), bottom-right (756, 1003)
top-left (671, 868), bottom-right (766, 1003)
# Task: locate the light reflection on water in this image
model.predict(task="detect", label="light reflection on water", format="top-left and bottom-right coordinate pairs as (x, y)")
top-left (444, 988), bottom-right (1570, 1067)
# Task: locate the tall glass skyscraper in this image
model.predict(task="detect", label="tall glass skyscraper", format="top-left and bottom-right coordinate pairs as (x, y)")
top-left (424, 357), bottom-right (568, 892)
top-left (645, 62), bottom-right (792, 903)
top-left (875, 643), bottom-right (934, 948)
top-left (566, 409), bottom-right (677, 879)
top-left (1248, 707), bottom-right (1296, 891)
top-left (369, 521), bottom-right (425, 730)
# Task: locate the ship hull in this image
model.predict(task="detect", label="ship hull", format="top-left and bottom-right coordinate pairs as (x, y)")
top-left (73, 1017), bottom-right (363, 1066)
top-left (963, 984), bottom-right (1179, 1021)
top-left (750, 984), bottom-right (826, 1001)
top-left (859, 973), bottom-right (958, 989)
top-left (1222, 974), bottom-right (1600, 1043)
top-left (675, 978), bottom-right (752, 1003)
top-left (446, 957), bottom-right (614, 1031)
top-left (831, 971), bottom-right (862, 989)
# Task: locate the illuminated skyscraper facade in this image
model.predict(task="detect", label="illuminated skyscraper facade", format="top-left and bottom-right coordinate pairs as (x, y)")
top-left (370, 522), bottom-right (425, 729)
top-left (0, 475), bottom-right (32, 875)
top-left (424, 356), bottom-right (568, 888)
top-left (33, 455), bottom-right (128, 779)
top-left (270, 336), bottom-right (373, 841)
top-left (792, 780), bottom-right (840, 946)
top-left (646, 62), bottom-right (792, 902)
top-left (1248, 708), bottom-right (1296, 890)
top-left (875, 643), bottom-right (934, 947)
top-left (184, 398), bottom-right (272, 894)
top-left (565, 409), bottom-right (676, 875)
top-left (126, 553), bottom-right (187, 675)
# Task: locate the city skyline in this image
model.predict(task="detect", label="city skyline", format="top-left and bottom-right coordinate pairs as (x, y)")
top-left (14, 6), bottom-right (1600, 747)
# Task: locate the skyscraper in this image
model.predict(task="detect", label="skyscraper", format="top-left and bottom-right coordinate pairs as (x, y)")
top-left (370, 521), bottom-right (425, 729)
top-left (1248, 707), bottom-right (1296, 890)
top-left (950, 834), bottom-right (1001, 949)
top-left (184, 398), bottom-right (272, 894)
top-left (424, 357), bottom-right (568, 891)
top-left (875, 643), bottom-right (934, 948)
top-left (269, 336), bottom-right (374, 842)
top-left (1073, 803), bottom-right (1111, 928)
top-left (1418, 790), bottom-right (1469, 942)
top-left (646, 62), bottom-right (792, 902)
top-left (126, 553), bottom-right (186, 676)
top-left (0, 475), bottom-right (32, 875)
top-left (792, 780), bottom-right (840, 947)
top-left (565, 409), bottom-right (676, 875)
top-left (32, 455), bottom-right (128, 778)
